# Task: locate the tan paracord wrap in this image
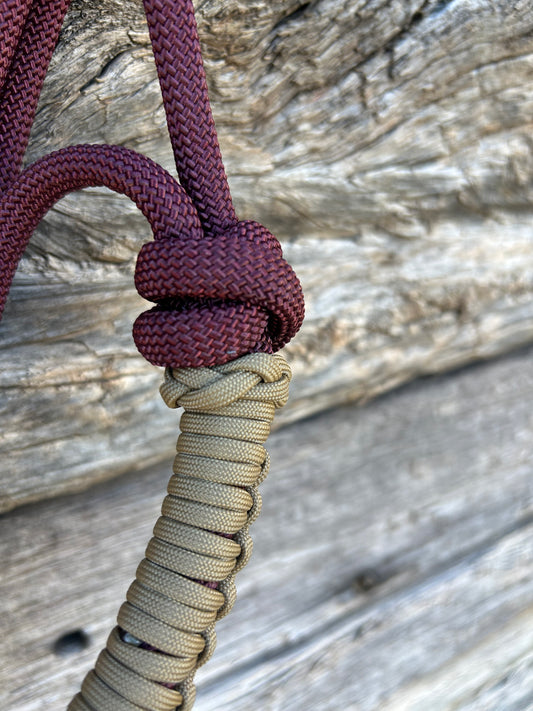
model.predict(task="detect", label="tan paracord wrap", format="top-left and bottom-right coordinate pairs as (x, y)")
top-left (68, 352), bottom-right (291, 711)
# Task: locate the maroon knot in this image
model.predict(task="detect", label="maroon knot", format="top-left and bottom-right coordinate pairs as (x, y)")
top-left (133, 220), bottom-right (304, 367)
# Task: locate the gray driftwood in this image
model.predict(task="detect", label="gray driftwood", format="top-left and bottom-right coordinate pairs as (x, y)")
top-left (2, 0), bottom-right (533, 509)
top-left (2, 346), bottom-right (533, 710)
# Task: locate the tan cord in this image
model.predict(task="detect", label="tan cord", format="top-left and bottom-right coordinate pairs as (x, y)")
top-left (69, 352), bottom-right (291, 711)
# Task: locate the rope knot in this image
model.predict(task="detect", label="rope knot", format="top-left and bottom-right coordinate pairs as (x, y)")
top-left (133, 220), bottom-right (304, 368)
top-left (159, 352), bottom-right (291, 411)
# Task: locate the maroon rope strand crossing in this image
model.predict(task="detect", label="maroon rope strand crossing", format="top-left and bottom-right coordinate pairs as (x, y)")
top-left (0, 0), bottom-right (304, 368)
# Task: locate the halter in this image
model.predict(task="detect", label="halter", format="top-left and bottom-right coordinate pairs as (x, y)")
top-left (0, 1), bottom-right (304, 708)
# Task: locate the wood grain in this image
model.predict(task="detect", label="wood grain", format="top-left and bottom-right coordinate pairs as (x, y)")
top-left (3, 0), bottom-right (533, 508)
top-left (2, 345), bottom-right (533, 710)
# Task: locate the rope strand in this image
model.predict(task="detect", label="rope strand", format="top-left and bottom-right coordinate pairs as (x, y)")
top-left (143, 0), bottom-right (237, 236)
top-left (0, 0), bottom-right (71, 191)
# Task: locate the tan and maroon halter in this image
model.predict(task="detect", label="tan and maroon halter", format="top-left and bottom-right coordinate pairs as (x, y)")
top-left (0, 1), bottom-right (304, 709)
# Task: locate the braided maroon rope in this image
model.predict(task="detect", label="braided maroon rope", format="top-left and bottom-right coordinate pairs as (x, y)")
top-left (0, 0), bottom-right (71, 192)
top-left (0, 0), bottom-right (304, 368)
top-left (143, 0), bottom-right (237, 236)
top-left (0, 0), bottom-right (32, 89)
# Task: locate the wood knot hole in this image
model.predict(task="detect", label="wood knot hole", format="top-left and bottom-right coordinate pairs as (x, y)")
top-left (354, 568), bottom-right (382, 592)
top-left (53, 629), bottom-right (91, 657)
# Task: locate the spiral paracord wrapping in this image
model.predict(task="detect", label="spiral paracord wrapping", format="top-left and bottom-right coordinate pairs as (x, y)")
top-left (68, 353), bottom-right (291, 711)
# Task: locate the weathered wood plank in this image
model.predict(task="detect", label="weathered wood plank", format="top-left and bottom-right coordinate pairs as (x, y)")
top-left (387, 606), bottom-right (533, 711)
top-left (2, 346), bottom-right (533, 709)
top-left (3, 0), bottom-right (533, 509)
top-left (197, 525), bottom-right (533, 710)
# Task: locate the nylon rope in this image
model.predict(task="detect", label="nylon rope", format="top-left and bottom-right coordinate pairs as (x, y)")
top-left (0, 0), bottom-right (305, 366)
top-left (69, 352), bottom-right (292, 711)
top-left (0, 2), bottom-right (305, 709)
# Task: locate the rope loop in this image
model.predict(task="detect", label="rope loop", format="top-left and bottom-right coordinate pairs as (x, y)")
top-left (133, 221), bottom-right (305, 367)
top-left (0, 0), bottom-right (305, 372)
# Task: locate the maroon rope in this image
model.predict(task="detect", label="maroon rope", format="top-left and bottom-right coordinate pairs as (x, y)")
top-left (0, 0), bottom-right (72, 191)
top-left (143, 0), bottom-right (237, 236)
top-left (0, 144), bottom-right (201, 278)
top-left (0, 0), bottom-right (33, 89)
top-left (0, 0), bottom-right (304, 367)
